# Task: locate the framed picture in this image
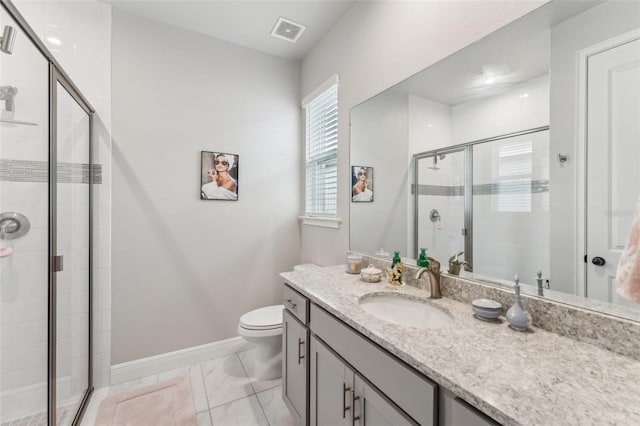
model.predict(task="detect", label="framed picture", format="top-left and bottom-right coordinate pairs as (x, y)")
top-left (201, 151), bottom-right (239, 201)
top-left (351, 165), bottom-right (373, 202)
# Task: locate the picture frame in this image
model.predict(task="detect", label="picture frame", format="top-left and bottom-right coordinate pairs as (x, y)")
top-left (200, 151), bottom-right (239, 201)
top-left (351, 165), bottom-right (374, 202)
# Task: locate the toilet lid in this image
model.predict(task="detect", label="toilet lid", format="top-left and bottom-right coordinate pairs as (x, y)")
top-left (240, 305), bottom-right (284, 330)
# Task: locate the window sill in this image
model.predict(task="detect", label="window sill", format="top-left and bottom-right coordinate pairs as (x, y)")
top-left (299, 215), bottom-right (342, 229)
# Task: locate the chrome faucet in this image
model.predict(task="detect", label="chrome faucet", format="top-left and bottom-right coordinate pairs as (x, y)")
top-left (415, 257), bottom-right (441, 299)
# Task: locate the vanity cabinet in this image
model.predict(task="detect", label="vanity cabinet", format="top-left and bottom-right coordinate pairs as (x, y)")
top-left (310, 304), bottom-right (435, 425)
top-left (283, 284), bottom-right (498, 426)
top-left (282, 286), bottom-right (310, 426)
top-left (310, 335), bottom-right (414, 426)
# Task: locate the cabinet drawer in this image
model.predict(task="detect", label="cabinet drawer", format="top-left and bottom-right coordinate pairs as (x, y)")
top-left (451, 398), bottom-right (499, 426)
top-left (283, 284), bottom-right (309, 324)
top-left (310, 304), bottom-right (437, 426)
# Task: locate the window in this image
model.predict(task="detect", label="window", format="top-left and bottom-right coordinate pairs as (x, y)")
top-left (303, 75), bottom-right (339, 219)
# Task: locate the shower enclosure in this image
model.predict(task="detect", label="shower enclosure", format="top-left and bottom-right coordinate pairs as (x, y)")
top-left (414, 126), bottom-right (550, 285)
top-left (0, 1), bottom-right (94, 425)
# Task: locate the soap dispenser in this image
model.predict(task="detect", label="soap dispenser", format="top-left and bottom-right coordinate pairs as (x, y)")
top-left (388, 251), bottom-right (403, 285)
top-left (506, 274), bottom-right (532, 331)
top-left (417, 248), bottom-right (430, 268)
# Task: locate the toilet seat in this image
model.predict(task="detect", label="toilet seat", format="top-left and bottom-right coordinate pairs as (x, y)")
top-left (238, 305), bottom-right (284, 337)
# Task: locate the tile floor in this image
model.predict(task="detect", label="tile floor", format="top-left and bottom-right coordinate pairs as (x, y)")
top-left (81, 348), bottom-right (295, 426)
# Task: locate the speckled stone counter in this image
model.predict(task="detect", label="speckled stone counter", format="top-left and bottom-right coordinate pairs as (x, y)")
top-left (280, 266), bottom-right (640, 426)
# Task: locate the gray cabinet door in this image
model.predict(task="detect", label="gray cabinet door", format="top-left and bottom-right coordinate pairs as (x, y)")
top-left (283, 309), bottom-right (308, 425)
top-left (439, 389), bottom-right (499, 426)
top-left (354, 375), bottom-right (416, 426)
top-left (310, 335), bottom-right (353, 426)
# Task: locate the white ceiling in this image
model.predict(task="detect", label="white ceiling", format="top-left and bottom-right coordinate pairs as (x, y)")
top-left (105, 0), bottom-right (356, 60)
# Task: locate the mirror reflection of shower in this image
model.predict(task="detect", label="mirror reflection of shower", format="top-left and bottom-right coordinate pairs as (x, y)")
top-left (415, 150), bottom-right (466, 265)
top-left (0, 25), bottom-right (16, 54)
top-left (428, 153), bottom-right (447, 170)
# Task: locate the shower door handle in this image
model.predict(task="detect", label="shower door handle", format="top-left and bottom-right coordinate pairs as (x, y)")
top-left (53, 255), bottom-right (64, 272)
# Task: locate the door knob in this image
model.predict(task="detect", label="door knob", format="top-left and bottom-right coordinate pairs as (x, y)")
top-left (592, 257), bottom-right (606, 266)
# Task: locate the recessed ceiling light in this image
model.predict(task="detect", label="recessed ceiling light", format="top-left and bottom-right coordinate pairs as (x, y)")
top-left (271, 17), bottom-right (306, 43)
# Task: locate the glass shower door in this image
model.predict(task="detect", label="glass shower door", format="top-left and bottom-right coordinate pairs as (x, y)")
top-left (472, 130), bottom-right (550, 285)
top-left (53, 76), bottom-right (91, 425)
top-left (415, 150), bottom-right (466, 264)
top-left (0, 7), bottom-right (49, 425)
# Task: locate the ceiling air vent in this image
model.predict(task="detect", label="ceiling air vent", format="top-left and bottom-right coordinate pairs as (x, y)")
top-left (271, 17), bottom-right (306, 43)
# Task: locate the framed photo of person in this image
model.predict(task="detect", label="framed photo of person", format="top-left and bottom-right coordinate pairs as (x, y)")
top-left (351, 165), bottom-right (373, 202)
top-left (200, 151), bottom-right (239, 201)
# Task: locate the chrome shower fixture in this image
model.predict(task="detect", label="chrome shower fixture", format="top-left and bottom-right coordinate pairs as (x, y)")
top-left (0, 86), bottom-right (18, 112)
top-left (0, 25), bottom-right (16, 54)
top-left (428, 154), bottom-right (445, 170)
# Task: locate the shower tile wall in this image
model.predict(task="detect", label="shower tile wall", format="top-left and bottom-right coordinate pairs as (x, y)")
top-left (0, 7), bottom-right (50, 421)
top-left (0, 1), bottom-right (112, 422)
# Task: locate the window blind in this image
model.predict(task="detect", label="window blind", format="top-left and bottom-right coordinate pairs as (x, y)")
top-left (304, 82), bottom-right (338, 216)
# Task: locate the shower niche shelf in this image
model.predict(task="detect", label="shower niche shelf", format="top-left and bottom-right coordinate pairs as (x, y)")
top-left (0, 118), bottom-right (37, 126)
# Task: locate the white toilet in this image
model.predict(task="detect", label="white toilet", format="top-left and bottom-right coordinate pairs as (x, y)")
top-left (237, 264), bottom-right (320, 380)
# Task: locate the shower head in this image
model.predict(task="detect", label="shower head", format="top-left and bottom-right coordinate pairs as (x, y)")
top-left (1, 26), bottom-right (16, 54)
top-left (428, 156), bottom-right (440, 170)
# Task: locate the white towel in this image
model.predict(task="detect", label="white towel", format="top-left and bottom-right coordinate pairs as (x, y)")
top-left (617, 197), bottom-right (640, 303)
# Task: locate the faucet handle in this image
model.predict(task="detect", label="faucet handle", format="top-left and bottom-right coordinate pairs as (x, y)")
top-left (426, 256), bottom-right (440, 273)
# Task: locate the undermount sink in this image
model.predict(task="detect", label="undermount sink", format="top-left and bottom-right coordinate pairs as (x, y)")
top-left (358, 293), bottom-right (454, 329)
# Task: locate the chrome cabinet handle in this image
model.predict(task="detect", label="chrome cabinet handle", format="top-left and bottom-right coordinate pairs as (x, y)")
top-left (286, 299), bottom-right (297, 310)
top-left (297, 338), bottom-right (305, 364)
top-left (342, 382), bottom-right (352, 418)
top-left (351, 390), bottom-right (361, 426)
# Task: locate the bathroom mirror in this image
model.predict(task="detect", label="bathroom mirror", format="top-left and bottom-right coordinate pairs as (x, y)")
top-left (349, 0), bottom-right (640, 321)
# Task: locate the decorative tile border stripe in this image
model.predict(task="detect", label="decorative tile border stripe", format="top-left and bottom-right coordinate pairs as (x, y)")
top-left (412, 180), bottom-right (548, 196)
top-left (0, 159), bottom-right (102, 184)
top-left (473, 179), bottom-right (549, 195)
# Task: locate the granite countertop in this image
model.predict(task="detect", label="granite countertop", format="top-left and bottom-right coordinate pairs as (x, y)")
top-left (280, 265), bottom-right (640, 426)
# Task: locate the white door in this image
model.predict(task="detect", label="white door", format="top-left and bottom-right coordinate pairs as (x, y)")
top-left (586, 37), bottom-right (640, 304)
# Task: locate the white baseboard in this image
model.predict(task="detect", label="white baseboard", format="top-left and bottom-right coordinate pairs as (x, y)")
top-left (110, 336), bottom-right (252, 385)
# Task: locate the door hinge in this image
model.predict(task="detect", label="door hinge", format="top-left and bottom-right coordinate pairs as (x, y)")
top-left (53, 255), bottom-right (64, 272)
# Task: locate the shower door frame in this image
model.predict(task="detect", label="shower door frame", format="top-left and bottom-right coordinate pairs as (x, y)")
top-left (412, 125), bottom-right (550, 268)
top-left (1, 1), bottom-right (96, 425)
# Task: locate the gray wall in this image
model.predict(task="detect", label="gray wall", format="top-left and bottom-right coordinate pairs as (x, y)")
top-left (111, 10), bottom-right (301, 363)
top-left (299, 0), bottom-right (550, 266)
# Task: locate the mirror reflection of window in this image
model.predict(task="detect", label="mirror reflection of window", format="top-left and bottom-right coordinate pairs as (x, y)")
top-left (493, 140), bottom-right (533, 213)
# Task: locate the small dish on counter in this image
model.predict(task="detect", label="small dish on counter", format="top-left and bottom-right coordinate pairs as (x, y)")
top-left (471, 299), bottom-right (502, 321)
top-left (360, 264), bottom-right (383, 283)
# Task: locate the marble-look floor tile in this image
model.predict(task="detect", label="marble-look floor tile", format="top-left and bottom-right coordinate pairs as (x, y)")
top-left (107, 374), bottom-right (158, 395)
top-left (158, 364), bottom-right (208, 413)
top-left (238, 349), bottom-right (283, 393)
top-left (210, 395), bottom-right (269, 426)
top-left (196, 411), bottom-right (212, 426)
top-left (201, 354), bottom-right (253, 408)
top-left (256, 385), bottom-right (295, 426)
